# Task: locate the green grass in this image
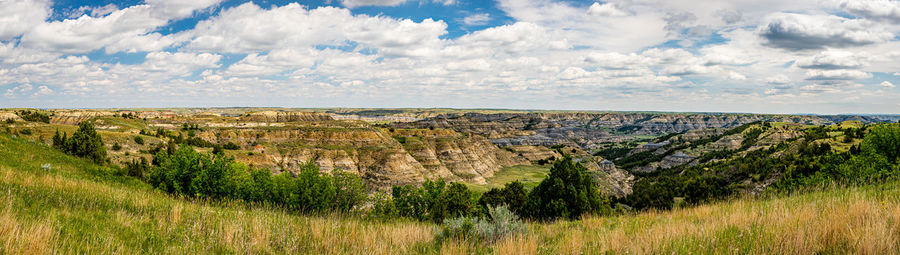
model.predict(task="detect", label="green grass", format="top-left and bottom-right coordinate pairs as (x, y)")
top-left (0, 133), bottom-right (437, 254)
top-left (465, 165), bottom-right (549, 193)
top-left (1, 132), bottom-right (898, 254)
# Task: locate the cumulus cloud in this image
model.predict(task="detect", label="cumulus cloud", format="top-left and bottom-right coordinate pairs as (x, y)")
top-left (587, 2), bottom-right (630, 17)
top-left (804, 69), bottom-right (872, 80)
top-left (881, 81), bottom-right (896, 87)
top-left (766, 75), bottom-right (791, 85)
top-left (840, 0), bottom-right (900, 22)
top-left (184, 3), bottom-right (447, 57)
top-left (462, 13), bottom-right (491, 26)
top-left (0, 0), bottom-right (51, 40)
top-left (18, 0), bottom-right (221, 54)
top-left (759, 13), bottom-right (894, 50)
top-left (795, 50), bottom-right (868, 69)
top-left (340, 0), bottom-right (407, 8)
top-left (34, 85), bottom-right (53, 96)
top-left (715, 9), bottom-right (742, 24)
top-left (2, 0), bottom-right (899, 113)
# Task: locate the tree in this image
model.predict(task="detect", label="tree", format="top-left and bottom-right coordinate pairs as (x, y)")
top-left (62, 121), bottom-right (107, 164)
top-left (479, 181), bottom-right (527, 216)
top-left (862, 124), bottom-right (900, 164)
top-left (523, 157), bottom-right (610, 221)
top-left (331, 169), bottom-right (367, 212)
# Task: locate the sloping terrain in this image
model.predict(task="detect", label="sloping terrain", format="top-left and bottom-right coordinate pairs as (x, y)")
top-left (1, 132), bottom-right (898, 254)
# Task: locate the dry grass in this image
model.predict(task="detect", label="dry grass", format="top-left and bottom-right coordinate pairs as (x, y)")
top-left (2, 134), bottom-right (899, 254)
top-left (497, 183), bottom-right (900, 255)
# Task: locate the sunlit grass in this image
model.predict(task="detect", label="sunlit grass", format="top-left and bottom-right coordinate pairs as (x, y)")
top-left (465, 165), bottom-right (549, 193)
top-left (1, 133), bottom-right (898, 254)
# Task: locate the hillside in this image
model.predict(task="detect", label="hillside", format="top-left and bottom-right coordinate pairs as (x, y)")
top-left (1, 132), bottom-right (898, 254)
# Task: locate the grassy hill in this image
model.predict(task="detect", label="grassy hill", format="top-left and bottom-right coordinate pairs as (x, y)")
top-left (1, 132), bottom-right (899, 254)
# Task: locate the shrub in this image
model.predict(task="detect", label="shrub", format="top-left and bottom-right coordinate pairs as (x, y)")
top-left (368, 191), bottom-right (399, 221)
top-left (18, 128), bottom-right (32, 135)
top-left (438, 205), bottom-right (526, 244)
top-left (523, 157), bottom-right (611, 221)
top-left (112, 142), bottom-right (122, 151)
top-left (133, 136), bottom-right (144, 145)
top-left (4, 118), bottom-right (14, 124)
top-left (223, 142), bottom-right (240, 150)
top-left (125, 157), bottom-right (150, 178)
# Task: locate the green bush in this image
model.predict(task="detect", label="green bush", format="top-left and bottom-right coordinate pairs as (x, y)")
top-left (438, 205), bottom-right (526, 244)
top-left (125, 157), bottom-right (150, 178)
top-left (392, 180), bottom-right (479, 222)
top-left (133, 136), bottom-right (144, 145)
top-left (223, 142), bottom-right (240, 150)
top-left (523, 157), bottom-right (611, 221)
top-left (53, 122), bottom-right (107, 164)
top-left (368, 191), bottom-right (399, 221)
top-left (112, 143), bottom-right (122, 151)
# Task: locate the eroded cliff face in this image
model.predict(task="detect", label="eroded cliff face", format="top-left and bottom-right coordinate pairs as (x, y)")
top-left (394, 112), bottom-right (879, 151)
top-left (241, 111), bottom-right (334, 122)
top-left (394, 131), bottom-right (529, 184)
top-left (197, 126), bottom-right (529, 188)
top-left (50, 110), bottom-right (117, 125)
top-left (0, 112), bottom-right (22, 122)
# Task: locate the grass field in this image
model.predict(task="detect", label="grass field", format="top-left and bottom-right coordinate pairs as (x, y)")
top-left (1, 133), bottom-right (898, 254)
top-left (465, 165), bottom-right (549, 193)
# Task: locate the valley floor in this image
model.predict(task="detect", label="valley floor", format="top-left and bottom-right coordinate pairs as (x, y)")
top-left (1, 134), bottom-right (898, 254)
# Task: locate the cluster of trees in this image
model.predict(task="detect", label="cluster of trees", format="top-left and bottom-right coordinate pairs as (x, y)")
top-left (16, 110), bottom-right (50, 123)
top-left (379, 157), bottom-right (610, 222)
top-left (52, 122), bottom-right (107, 164)
top-left (147, 145), bottom-right (367, 214)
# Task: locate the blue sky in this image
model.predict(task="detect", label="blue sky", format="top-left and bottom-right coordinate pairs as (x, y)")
top-left (1, 0), bottom-right (899, 114)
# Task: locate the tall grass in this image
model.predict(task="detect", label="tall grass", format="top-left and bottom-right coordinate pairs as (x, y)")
top-left (1, 133), bottom-right (899, 254)
top-left (0, 135), bottom-right (434, 254)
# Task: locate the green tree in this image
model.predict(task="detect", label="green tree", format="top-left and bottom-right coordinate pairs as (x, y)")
top-left (64, 121), bottom-right (107, 164)
top-left (331, 169), bottom-right (367, 212)
top-left (479, 181), bottom-right (527, 216)
top-left (523, 157), bottom-right (610, 221)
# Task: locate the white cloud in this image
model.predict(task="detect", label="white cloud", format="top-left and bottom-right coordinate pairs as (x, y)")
top-left (795, 50), bottom-right (868, 69)
top-left (4, 84), bottom-right (33, 98)
top-left (881, 81), bottom-right (896, 87)
top-left (340, 0), bottom-right (407, 8)
top-left (462, 13), bottom-right (491, 26)
top-left (759, 13), bottom-right (894, 50)
top-left (0, 0), bottom-right (51, 40)
top-left (766, 75), bottom-right (791, 85)
top-left (33, 85), bottom-right (53, 96)
top-left (18, 0), bottom-right (221, 54)
top-left (840, 0), bottom-right (900, 22)
top-left (587, 2), bottom-right (630, 17)
top-left (805, 69), bottom-right (872, 80)
top-left (184, 3), bottom-right (447, 57)
top-left (728, 71), bottom-right (747, 80)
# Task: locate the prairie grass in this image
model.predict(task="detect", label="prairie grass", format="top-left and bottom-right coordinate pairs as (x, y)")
top-left (1, 133), bottom-right (899, 254)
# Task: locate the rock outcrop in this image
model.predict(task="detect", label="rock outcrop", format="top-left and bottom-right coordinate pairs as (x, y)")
top-left (241, 111), bottom-right (333, 122)
top-left (50, 110), bottom-right (116, 125)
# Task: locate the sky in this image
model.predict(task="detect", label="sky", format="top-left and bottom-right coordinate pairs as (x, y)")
top-left (1, 0), bottom-right (899, 114)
